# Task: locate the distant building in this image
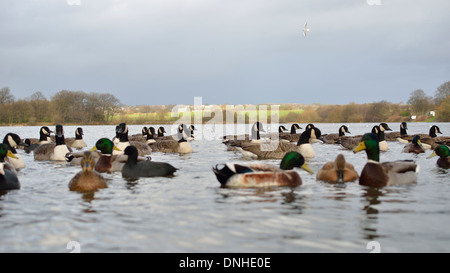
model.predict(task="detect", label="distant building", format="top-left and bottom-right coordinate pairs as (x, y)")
top-left (428, 111), bottom-right (436, 117)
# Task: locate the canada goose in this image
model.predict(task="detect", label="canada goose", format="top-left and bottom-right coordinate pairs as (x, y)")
top-left (129, 127), bottom-right (148, 142)
top-left (122, 146), bottom-right (177, 180)
top-left (212, 151), bottom-right (313, 188)
top-left (187, 125), bottom-right (197, 140)
top-left (353, 133), bottom-right (419, 187)
top-left (27, 126), bottom-right (53, 145)
top-left (0, 143), bottom-right (20, 191)
top-left (155, 126), bottom-right (174, 141)
top-left (339, 125), bottom-right (380, 150)
top-left (223, 122), bottom-right (265, 151)
top-left (145, 127), bottom-right (157, 144)
top-left (279, 124), bottom-right (303, 142)
top-left (34, 125), bottom-right (73, 161)
top-left (65, 127), bottom-right (87, 150)
top-left (322, 125), bottom-right (351, 144)
top-left (385, 122), bottom-right (408, 141)
top-left (68, 151), bottom-right (107, 192)
top-left (377, 123), bottom-right (392, 151)
top-left (262, 125), bottom-right (289, 140)
top-left (3, 133), bottom-right (28, 170)
top-left (427, 145), bottom-right (450, 169)
top-left (113, 123), bottom-right (152, 156)
top-left (150, 124), bottom-right (193, 154)
top-left (402, 135), bottom-right (425, 154)
top-left (316, 154), bottom-right (359, 184)
top-left (397, 125), bottom-right (443, 149)
top-left (238, 126), bottom-right (323, 159)
top-left (23, 139), bottom-right (40, 154)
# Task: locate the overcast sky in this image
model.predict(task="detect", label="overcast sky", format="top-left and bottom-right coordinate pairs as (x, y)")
top-left (1, 0), bottom-right (449, 106)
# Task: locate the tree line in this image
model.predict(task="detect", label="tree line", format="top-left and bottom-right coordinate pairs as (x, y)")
top-left (0, 87), bottom-right (121, 125)
top-left (0, 81), bottom-right (448, 125)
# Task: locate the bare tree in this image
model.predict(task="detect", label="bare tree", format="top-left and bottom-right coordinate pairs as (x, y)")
top-left (435, 81), bottom-right (450, 105)
top-left (407, 89), bottom-right (433, 115)
top-left (0, 87), bottom-right (15, 104)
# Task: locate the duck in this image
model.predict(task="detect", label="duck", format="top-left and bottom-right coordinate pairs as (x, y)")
top-left (113, 123), bottom-right (152, 156)
top-left (237, 126), bottom-right (323, 159)
top-left (89, 138), bottom-right (126, 173)
top-left (402, 135), bottom-right (426, 154)
top-left (65, 127), bottom-right (87, 150)
top-left (0, 143), bottom-right (20, 191)
top-left (321, 125), bottom-right (351, 144)
top-left (149, 124), bottom-right (193, 154)
top-left (2, 133), bottom-right (27, 170)
top-left (353, 133), bottom-right (419, 187)
top-left (122, 146), bottom-right (178, 180)
top-left (68, 151), bottom-right (107, 192)
top-left (427, 145), bottom-right (450, 169)
top-left (278, 124), bottom-right (303, 142)
top-left (34, 125), bottom-right (73, 161)
top-left (212, 151), bottom-right (313, 188)
top-left (223, 121), bottom-right (265, 151)
top-left (385, 122), bottom-right (408, 141)
top-left (316, 154), bottom-right (359, 184)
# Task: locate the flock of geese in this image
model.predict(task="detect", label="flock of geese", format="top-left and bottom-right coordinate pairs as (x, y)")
top-left (0, 121), bottom-right (449, 192)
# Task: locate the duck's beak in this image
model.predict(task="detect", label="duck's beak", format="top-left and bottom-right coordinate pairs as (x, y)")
top-left (301, 163), bottom-right (314, 175)
top-left (353, 141), bottom-right (366, 153)
top-left (89, 146), bottom-right (97, 152)
top-left (113, 146), bottom-right (121, 151)
top-left (427, 151), bottom-right (437, 159)
top-left (7, 150), bottom-right (18, 159)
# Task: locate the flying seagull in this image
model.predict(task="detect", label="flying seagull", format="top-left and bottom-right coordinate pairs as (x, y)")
top-left (303, 22), bottom-right (310, 37)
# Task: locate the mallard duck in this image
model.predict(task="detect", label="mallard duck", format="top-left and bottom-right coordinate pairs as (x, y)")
top-left (65, 127), bottom-right (87, 150)
top-left (402, 135), bottom-right (425, 154)
top-left (34, 125), bottom-right (73, 161)
top-left (385, 122), bottom-right (408, 141)
top-left (427, 145), bottom-right (449, 169)
top-left (322, 125), bottom-right (351, 144)
top-left (0, 143), bottom-right (20, 191)
top-left (113, 123), bottom-right (152, 156)
top-left (150, 124), bottom-right (193, 154)
top-left (68, 151), bottom-right (107, 192)
top-left (2, 133), bottom-right (27, 170)
top-left (212, 151), bottom-right (313, 188)
top-left (89, 138), bottom-right (126, 173)
top-left (122, 146), bottom-right (177, 180)
top-left (316, 154), bottom-right (359, 184)
top-left (354, 133), bottom-right (419, 187)
top-left (237, 126), bottom-right (323, 159)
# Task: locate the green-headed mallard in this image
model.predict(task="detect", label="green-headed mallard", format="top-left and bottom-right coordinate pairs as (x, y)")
top-left (427, 145), bottom-right (450, 169)
top-left (354, 133), bottom-right (419, 187)
top-left (212, 151), bottom-right (313, 188)
top-left (402, 135), bottom-right (425, 154)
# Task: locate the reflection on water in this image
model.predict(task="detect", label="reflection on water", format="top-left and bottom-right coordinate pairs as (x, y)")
top-left (0, 123), bottom-right (449, 252)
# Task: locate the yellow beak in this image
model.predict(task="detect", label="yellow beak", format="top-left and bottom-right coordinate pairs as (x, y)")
top-left (7, 150), bottom-right (18, 159)
top-left (353, 141), bottom-right (366, 153)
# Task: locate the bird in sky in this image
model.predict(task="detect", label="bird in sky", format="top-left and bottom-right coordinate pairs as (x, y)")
top-left (303, 22), bottom-right (310, 37)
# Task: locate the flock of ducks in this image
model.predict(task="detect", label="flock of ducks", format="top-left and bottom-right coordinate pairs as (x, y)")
top-left (214, 122), bottom-right (450, 188)
top-left (0, 123), bottom-right (194, 192)
top-left (1, 121), bottom-right (449, 192)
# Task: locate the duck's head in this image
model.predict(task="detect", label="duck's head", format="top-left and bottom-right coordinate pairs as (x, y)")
top-left (335, 154), bottom-right (347, 185)
top-left (353, 133), bottom-right (380, 162)
top-left (280, 151), bottom-right (314, 174)
top-left (412, 135), bottom-right (421, 145)
top-left (55, 125), bottom-right (64, 138)
top-left (81, 151), bottom-right (95, 172)
top-left (340, 125), bottom-right (351, 135)
top-left (90, 138), bottom-right (121, 155)
top-left (428, 145), bottom-right (450, 159)
top-left (0, 143), bottom-right (18, 163)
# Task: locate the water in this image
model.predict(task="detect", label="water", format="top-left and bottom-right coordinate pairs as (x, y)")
top-left (0, 122), bottom-right (449, 253)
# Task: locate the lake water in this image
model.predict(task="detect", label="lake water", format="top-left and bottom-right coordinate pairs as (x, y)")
top-left (0, 122), bottom-right (449, 253)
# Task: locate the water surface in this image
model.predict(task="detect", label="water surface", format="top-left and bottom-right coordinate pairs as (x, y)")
top-left (0, 122), bottom-right (449, 252)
